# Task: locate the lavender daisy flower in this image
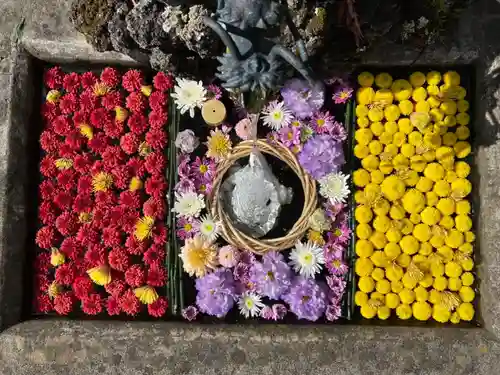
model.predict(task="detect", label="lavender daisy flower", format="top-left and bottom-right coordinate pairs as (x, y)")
top-left (325, 304), bottom-right (342, 321)
top-left (332, 87), bottom-right (354, 104)
top-left (326, 275), bottom-right (347, 296)
top-left (260, 305), bottom-right (275, 320)
top-left (310, 111), bottom-right (335, 134)
top-left (195, 269), bottom-right (236, 318)
top-left (192, 156), bottom-right (216, 182)
top-left (298, 134), bottom-right (345, 180)
top-left (328, 223), bottom-right (351, 245)
top-left (325, 252), bottom-right (349, 276)
top-left (278, 126), bottom-right (301, 148)
top-left (282, 277), bottom-right (327, 321)
top-left (329, 122), bottom-right (348, 142)
top-left (176, 217), bottom-right (200, 240)
top-left (175, 178), bottom-right (196, 193)
top-left (281, 79), bottom-right (324, 119)
top-left (262, 100), bottom-right (293, 130)
top-left (249, 252), bottom-right (292, 299)
top-left (266, 131), bottom-right (279, 145)
top-left (195, 178), bottom-right (213, 196)
top-left (182, 305), bottom-right (199, 321)
top-left (206, 84), bottom-right (223, 100)
top-left (272, 304), bottom-right (287, 320)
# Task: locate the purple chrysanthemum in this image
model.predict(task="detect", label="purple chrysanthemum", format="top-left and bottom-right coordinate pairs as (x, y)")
top-left (195, 269), bottom-right (236, 318)
top-left (249, 252), bottom-right (292, 299)
top-left (177, 155), bottom-right (191, 178)
top-left (206, 84), bottom-right (223, 100)
top-left (176, 217), bottom-right (200, 240)
top-left (329, 122), bottom-right (348, 142)
top-left (326, 275), bottom-right (346, 296)
top-left (192, 156), bottom-right (216, 182)
top-left (328, 223), bottom-right (351, 245)
top-left (332, 87), bottom-right (353, 104)
top-left (310, 111), bottom-right (335, 134)
top-left (325, 304), bottom-right (342, 321)
top-left (272, 304), bottom-right (287, 320)
top-left (278, 126), bottom-right (301, 147)
top-left (281, 79), bottom-right (324, 119)
top-left (324, 251), bottom-right (349, 276)
top-left (324, 201), bottom-right (345, 222)
top-left (175, 178), bottom-right (196, 193)
top-left (260, 306), bottom-right (275, 320)
top-left (298, 134), bottom-right (345, 180)
top-left (282, 277), bottom-right (327, 321)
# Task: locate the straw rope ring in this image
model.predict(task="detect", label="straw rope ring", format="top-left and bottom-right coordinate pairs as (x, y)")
top-left (207, 139), bottom-right (317, 255)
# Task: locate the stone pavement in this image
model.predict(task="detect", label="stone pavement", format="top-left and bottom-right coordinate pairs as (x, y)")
top-left (1, 0), bottom-right (500, 374)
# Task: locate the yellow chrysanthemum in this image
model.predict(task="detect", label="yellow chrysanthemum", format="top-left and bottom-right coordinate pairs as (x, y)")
top-left (87, 265), bottom-right (112, 286)
top-left (140, 85), bottom-right (153, 97)
top-left (134, 286), bottom-right (159, 304)
top-left (55, 158), bottom-right (73, 170)
top-left (48, 281), bottom-right (63, 299)
top-left (46, 90), bottom-right (61, 104)
top-left (79, 123), bottom-right (94, 140)
top-left (93, 82), bottom-right (110, 96)
top-left (50, 248), bottom-right (65, 266)
top-left (180, 235), bottom-right (218, 277)
top-left (92, 172), bottom-right (113, 192)
top-left (134, 216), bottom-right (155, 241)
top-left (206, 129), bottom-right (232, 160)
top-left (129, 177), bottom-right (143, 191)
top-left (115, 106), bottom-right (129, 122)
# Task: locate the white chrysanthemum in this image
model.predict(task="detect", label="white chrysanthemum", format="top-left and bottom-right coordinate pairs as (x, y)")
top-left (319, 172), bottom-right (350, 204)
top-left (262, 101), bottom-right (292, 130)
top-left (171, 78), bottom-right (207, 118)
top-left (172, 191), bottom-right (205, 218)
top-left (308, 208), bottom-right (331, 232)
top-left (199, 214), bottom-right (221, 242)
top-left (238, 292), bottom-right (265, 318)
top-left (289, 241), bottom-right (325, 278)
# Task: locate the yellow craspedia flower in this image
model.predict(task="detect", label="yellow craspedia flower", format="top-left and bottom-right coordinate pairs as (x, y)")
top-left (408, 131), bottom-right (423, 146)
top-left (458, 302), bottom-right (474, 321)
top-left (358, 72), bottom-right (375, 87)
top-left (399, 100), bottom-right (414, 115)
top-left (375, 73), bottom-right (393, 89)
top-left (443, 115), bottom-right (457, 127)
top-left (353, 169), bottom-right (371, 187)
top-left (427, 94), bottom-right (441, 107)
top-left (451, 178), bottom-right (472, 199)
top-left (362, 155), bottom-right (380, 171)
top-left (92, 172), bottom-right (113, 192)
top-left (359, 276), bottom-right (375, 293)
top-left (402, 189), bottom-right (426, 214)
top-left (386, 227), bottom-right (403, 244)
top-left (50, 248), bottom-right (65, 267)
top-left (356, 104), bottom-right (370, 118)
top-left (377, 305), bottom-right (391, 320)
top-left (424, 163), bottom-right (445, 182)
top-left (368, 107), bottom-right (384, 122)
top-left (456, 112), bottom-right (470, 125)
top-left (448, 277), bottom-right (462, 291)
top-left (459, 243), bottom-right (474, 255)
top-left (379, 132), bottom-right (393, 145)
top-left (433, 276), bottom-right (448, 291)
top-left (371, 250), bottom-right (389, 267)
top-left (454, 141), bottom-right (471, 159)
top-left (420, 207), bottom-right (441, 226)
top-left (442, 132), bottom-right (457, 147)
top-left (46, 90), bottom-right (61, 104)
top-left (446, 170), bottom-right (458, 183)
top-left (415, 100), bottom-right (430, 113)
top-left (413, 223), bottom-right (431, 242)
top-left (376, 279), bottom-right (391, 295)
top-left (385, 293), bottom-right (400, 309)
top-left (134, 286), bottom-right (159, 304)
top-left (428, 289), bottom-right (442, 304)
top-left (408, 71), bottom-right (426, 87)
top-left (355, 128), bottom-right (373, 146)
top-left (356, 240), bottom-right (374, 259)
top-left (129, 177), bottom-right (143, 191)
top-left (460, 256), bottom-right (474, 272)
top-left (357, 117), bottom-right (370, 128)
top-left (356, 222), bottom-right (373, 239)
top-left (411, 155), bottom-right (427, 173)
top-left (392, 132), bottom-right (407, 148)
top-left (384, 105), bottom-right (401, 121)
top-left (439, 215), bottom-right (454, 230)
top-left (412, 87), bottom-right (428, 102)
top-left (433, 180), bottom-right (450, 197)
top-left (354, 144), bottom-right (370, 159)
top-left (433, 304), bottom-right (451, 323)
top-left (386, 264), bottom-right (404, 283)
top-left (55, 158), bottom-right (73, 170)
top-left (373, 215), bottom-right (391, 233)
top-left (445, 261), bottom-right (463, 278)
top-left (357, 87), bottom-right (376, 105)
top-left (391, 79), bottom-right (412, 101)
top-left (430, 234), bottom-right (445, 248)
top-left (360, 303), bottom-right (377, 319)
top-left (427, 71), bottom-right (442, 85)
top-left (398, 118), bottom-right (413, 135)
top-left (396, 304), bottom-right (412, 319)
top-left (381, 176), bottom-right (406, 201)
top-left (399, 288), bottom-right (415, 305)
top-left (372, 267), bottom-right (385, 281)
top-left (392, 154), bottom-right (409, 170)
top-left (400, 235), bottom-right (420, 255)
top-left (414, 286), bottom-right (429, 302)
top-left (445, 229), bottom-right (464, 249)
top-left (412, 301), bottom-right (432, 321)
top-left (443, 71), bottom-right (460, 86)
top-left (440, 100), bottom-right (457, 115)
top-left (371, 170), bottom-right (385, 184)
top-left (409, 213), bottom-right (421, 225)
top-left (389, 203), bottom-right (406, 220)
top-left (455, 126), bottom-right (470, 141)
top-left (429, 108), bottom-right (445, 123)
top-left (457, 100), bottom-right (469, 113)
top-left (455, 215), bottom-right (472, 232)
top-left (391, 278), bottom-right (405, 293)
top-left (355, 291), bottom-right (369, 306)
top-left (374, 89), bottom-right (394, 104)
top-left (419, 243), bottom-right (433, 257)
top-left (355, 205), bottom-right (373, 224)
top-left (87, 265), bottom-right (112, 286)
top-left (78, 124), bottom-right (93, 140)
top-left (370, 121), bottom-right (385, 136)
top-left (461, 272), bottom-right (474, 286)
top-left (373, 198), bottom-right (390, 216)
top-left (384, 242), bottom-right (401, 259)
top-left (464, 231), bottom-right (475, 243)
top-left (379, 160), bottom-right (394, 175)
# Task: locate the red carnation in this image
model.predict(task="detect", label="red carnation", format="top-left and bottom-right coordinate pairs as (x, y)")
top-left (65, 130), bottom-right (86, 151)
top-left (125, 235), bottom-right (146, 255)
top-left (145, 176), bottom-right (167, 198)
top-left (79, 88), bottom-right (100, 112)
top-left (54, 292), bottom-right (74, 315)
top-left (119, 191), bottom-right (141, 210)
top-left (148, 296), bottom-right (168, 318)
top-left (102, 226), bottom-right (122, 247)
top-left (81, 293), bottom-right (102, 315)
top-left (58, 143), bottom-right (77, 159)
top-left (74, 154), bottom-right (92, 173)
top-left (55, 211), bottom-right (78, 236)
top-left (72, 110), bottom-right (87, 125)
top-left (147, 266), bottom-right (166, 287)
top-left (76, 224), bottom-right (100, 246)
top-left (119, 289), bottom-right (141, 316)
top-left (36, 226), bottom-right (57, 249)
top-left (126, 157), bottom-right (146, 178)
top-left (112, 165), bottom-right (131, 189)
top-left (63, 72), bottom-right (80, 92)
top-left (153, 72), bottom-right (174, 91)
top-left (94, 191), bottom-right (117, 207)
top-left (72, 276), bottom-right (94, 299)
top-left (40, 155), bottom-right (57, 178)
top-left (44, 66), bottom-right (63, 89)
top-left (81, 71), bottom-right (98, 89)
top-left (101, 67), bottom-right (121, 88)
top-left (84, 244), bottom-right (107, 267)
top-left (34, 274), bottom-right (50, 291)
top-left (148, 110), bottom-right (168, 129)
top-left (153, 224), bottom-right (167, 246)
top-left (40, 180), bottom-right (56, 200)
top-left (145, 152), bottom-right (166, 176)
top-left (149, 91), bottom-right (167, 112)
top-left (59, 93), bottom-right (79, 115)
top-left (39, 202), bottom-right (57, 225)
top-left (41, 102), bottom-right (60, 122)
top-left (102, 91), bottom-right (123, 110)
top-left (52, 115), bottom-right (72, 136)
top-left (103, 120), bottom-right (124, 139)
top-left (125, 92), bottom-right (147, 113)
top-left (73, 194), bottom-right (92, 213)
top-left (143, 197), bottom-right (165, 219)
top-left (108, 206), bottom-right (126, 226)
top-left (35, 294), bottom-right (53, 313)
top-left (143, 245), bottom-right (165, 267)
top-left (40, 130), bottom-right (61, 153)
top-left (34, 252), bottom-right (51, 272)
top-left (90, 108), bottom-right (112, 128)
top-left (108, 248), bottom-right (130, 272)
top-left (105, 279), bottom-right (127, 297)
top-left (60, 236), bottom-right (83, 260)
top-left (122, 69), bottom-right (144, 92)
top-left (77, 175), bottom-right (93, 194)
top-left (120, 133), bottom-right (140, 155)
top-left (106, 296), bottom-right (121, 315)
top-left (54, 191), bottom-right (73, 210)
top-left (55, 264), bottom-right (76, 286)
top-left (127, 112), bottom-right (148, 135)
top-left (122, 210), bottom-right (140, 233)
top-left (57, 169), bottom-right (77, 189)
top-left (125, 265), bottom-right (145, 287)
top-left (102, 145), bottom-right (125, 168)
top-left (88, 133), bottom-right (110, 153)
top-left (146, 129), bottom-right (167, 150)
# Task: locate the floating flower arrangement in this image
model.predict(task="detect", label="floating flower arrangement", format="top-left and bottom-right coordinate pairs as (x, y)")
top-left (353, 71), bottom-right (476, 323)
top-left (172, 77), bottom-right (354, 322)
top-left (33, 66), bottom-right (172, 317)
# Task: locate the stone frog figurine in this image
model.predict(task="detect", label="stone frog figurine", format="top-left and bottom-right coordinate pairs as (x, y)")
top-left (221, 147), bottom-right (293, 238)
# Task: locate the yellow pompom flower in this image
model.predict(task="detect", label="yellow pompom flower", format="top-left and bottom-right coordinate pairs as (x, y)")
top-left (415, 100), bottom-right (430, 114)
top-left (389, 203), bottom-right (406, 220)
top-left (444, 115), bottom-right (457, 127)
top-left (370, 121), bottom-right (385, 136)
top-left (420, 207), bottom-right (441, 226)
top-left (449, 311), bottom-right (460, 324)
top-left (399, 100), bottom-right (414, 115)
top-left (376, 279), bottom-right (391, 295)
top-left (412, 301), bottom-right (432, 321)
top-left (427, 94), bottom-right (441, 107)
top-left (451, 178), bottom-right (472, 200)
top-left (413, 286), bottom-right (429, 302)
top-left (419, 243), bottom-right (433, 257)
top-left (454, 141), bottom-right (471, 159)
top-left (87, 265), bottom-right (112, 286)
top-left (375, 73), bottom-right (393, 88)
top-left (457, 100), bottom-right (470, 113)
top-left (371, 170), bottom-right (385, 184)
top-left (442, 132), bottom-right (457, 147)
top-left (448, 277), bottom-right (462, 291)
top-left (374, 89), bottom-right (394, 104)
top-left (353, 169), bottom-right (371, 187)
top-left (381, 176), bottom-right (406, 201)
top-left (55, 158), bottom-right (73, 170)
top-left (354, 144), bottom-right (370, 159)
top-left (79, 212), bottom-right (92, 223)
top-left (134, 286), bottom-right (159, 304)
top-left (384, 105), bottom-right (401, 121)
top-left (355, 291), bottom-right (369, 306)
top-left (458, 302), bottom-right (475, 321)
top-left (427, 71), bottom-right (442, 85)
top-left (398, 119), bottom-right (413, 135)
top-left (433, 276), bottom-right (448, 291)
top-left (396, 304), bottom-right (412, 320)
top-left (443, 71), bottom-right (461, 86)
top-left (446, 171), bottom-right (458, 183)
top-left (356, 222), bottom-right (373, 239)
top-left (455, 215), bottom-right (472, 232)
top-left (455, 163), bottom-right (471, 180)
top-left (400, 235), bottom-right (420, 255)
top-left (402, 189), bottom-right (426, 214)
top-left (433, 304), bottom-right (451, 323)
top-left (411, 156), bottom-right (427, 173)
top-left (373, 198), bottom-right (390, 216)
top-left (79, 124), bottom-right (94, 140)
top-left (424, 163), bottom-right (445, 182)
top-left (392, 154), bottom-right (409, 170)
top-left (409, 72), bottom-right (426, 87)
top-left (377, 305), bottom-right (391, 320)
top-left (461, 272), bottom-right (474, 286)
top-left (391, 278), bottom-right (405, 293)
top-left (384, 144), bottom-right (399, 157)
top-left (360, 303), bottom-right (377, 319)
top-left (392, 132), bottom-right (406, 148)
top-left (460, 257), bottom-right (474, 272)
top-left (371, 267), bottom-right (385, 281)
top-left (391, 79), bottom-right (413, 101)
top-left (386, 227), bottom-right (403, 244)
top-left (368, 107), bottom-right (384, 122)
top-left (355, 128), bottom-right (373, 146)
top-left (408, 131), bottom-right (423, 147)
top-left (445, 229), bottom-right (464, 249)
top-left (362, 155), bottom-right (380, 171)
top-left (356, 104), bottom-right (370, 118)
top-left (385, 293), bottom-right (400, 309)
top-left (398, 288), bottom-right (415, 305)
top-left (50, 248), bottom-right (65, 266)
top-left (400, 145), bottom-right (415, 159)
top-left (456, 112), bottom-right (470, 126)
top-left (439, 215), bottom-right (455, 230)
top-left (129, 177), bottom-right (143, 192)
top-left (459, 286), bottom-right (475, 303)
top-left (440, 100), bottom-right (457, 115)
top-left (384, 242), bottom-right (402, 260)
top-left (413, 223), bottom-right (431, 242)
top-left (356, 240), bottom-right (374, 259)
top-left (464, 231), bottom-right (475, 243)
top-left (358, 72), bottom-right (375, 87)
top-left (445, 261), bottom-right (463, 278)
top-left (412, 87), bottom-right (428, 102)
top-left (357, 117), bottom-right (370, 128)
top-left (359, 276), bottom-right (375, 293)
top-left (373, 215), bottom-right (391, 233)
top-left (355, 205), bottom-right (373, 224)
top-left (379, 132), bottom-right (393, 145)
top-left (357, 87), bottom-right (376, 105)
top-left (433, 180), bottom-right (451, 197)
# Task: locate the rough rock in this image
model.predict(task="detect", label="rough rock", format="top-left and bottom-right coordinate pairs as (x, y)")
top-left (126, 0), bottom-right (168, 50)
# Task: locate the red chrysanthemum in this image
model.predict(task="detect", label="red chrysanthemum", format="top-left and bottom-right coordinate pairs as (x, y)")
top-left (81, 293), bottom-right (103, 315)
top-left (148, 110), bottom-right (168, 129)
top-left (55, 211), bottom-right (78, 236)
top-left (54, 190), bottom-right (73, 210)
top-left (119, 133), bottom-right (140, 155)
top-left (84, 244), bottom-right (107, 267)
top-left (102, 91), bottom-right (123, 110)
top-left (145, 176), bottom-right (167, 198)
top-left (35, 293), bottom-right (53, 313)
top-left (143, 245), bottom-right (165, 267)
top-left (144, 152), bottom-right (166, 176)
top-left (39, 180), bottom-right (56, 200)
top-left (40, 130), bottom-right (61, 153)
top-left (34, 252), bottom-right (51, 272)
top-left (81, 71), bottom-right (98, 89)
top-left (41, 102), bottom-right (61, 122)
top-left (149, 91), bottom-right (167, 112)
top-left (76, 223), bottom-right (100, 246)
top-left (72, 110), bottom-right (87, 126)
top-left (57, 169), bottom-right (77, 189)
top-left (108, 206), bottom-right (126, 226)
top-left (122, 69), bottom-right (144, 92)
top-left (147, 265), bottom-right (166, 287)
top-left (88, 133), bottom-right (110, 153)
top-left (119, 289), bottom-right (141, 316)
top-left (65, 130), bottom-right (86, 151)
top-left (55, 264), bottom-right (76, 286)
top-left (58, 143), bottom-right (77, 159)
top-left (105, 279), bottom-right (127, 298)
top-left (153, 72), bottom-right (174, 91)
top-left (125, 235), bottom-right (147, 255)
top-left (72, 276), bottom-right (94, 299)
top-left (111, 165), bottom-right (131, 189)
top-left (36, 226), bottom-right (57, 249)
top-left (53, 291), bottom-right (74, 315)
top-left (102, 145), bottom-right (125, 168)
top-left (119, 191), bottom-right (141, 210)
top-left (60, 236), bottom-right (83, 260)
top-left (77, 175), bottom-right (93, 195)
top-left (73, 154), bottom-right (92, 174)
top-left (39, 201), bottom-right (57, 225)
top-left (94, 190), bottom-right (117, 207)
top-left (145, 129), bottom-right (167, 150)
top-left (128, 113), bottom-right (149, 136)
top-left (153, 224), bottom-right (167, 246)
top-left (52, 115), bottom-right (72, 136)
top-left (122, 210), bottom-right (140, 233)
top-left (103, 120), bottom-right (124, 139)
top-left (90, 108), bottom-right (112, 129)
top-left (34, 274), bottom-right (50, 291)
top-left (44, 66), bottom-right (63, 89)
top-left (108, 248), bottom-right (130, 272)
top-left (73, 194), bottom-right (93, 213)
top-left (125, 92), bottom-right (147, 113)
top-left (73, 258), bottom-right (90, 277)
top-left (126, 157), bottom-right (146, 178)
top-left (143, 197), bottom-right (165, 219)
top-left (101, 67), bottom-right (121, 88)
top-left (125, 265), bottom-right (145, 287)
top-left (106, 296), bottom-right (121, 315)
top-left (40, 155), bottom-right (57, 178)
top-left (79, 88), bottom-right (100, 113)
top-left (102, 226), bottom-right (122, 247)
top-left (60, 93), bottom-right (79, 115)
top-left (63, 72), bottom-right (80, 92)
top-left (148, 296), bottom-right (168, 318)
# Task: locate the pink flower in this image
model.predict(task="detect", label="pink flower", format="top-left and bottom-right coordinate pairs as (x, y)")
top-left (176, 217), bottom-right (200, 240)
top-left (192, 156), bottom-right (215, 182)
top-left (310, 111), bottom-right (335, 134)
top-left (332, 87), bottom-right (353, 104)
top-left (235, 117), bottom-right (255, 140)
top-left (278, 126), bottom-right (301, 147)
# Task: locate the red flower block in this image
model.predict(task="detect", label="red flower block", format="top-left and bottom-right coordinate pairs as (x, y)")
top-left (81, 293), bottom-right (103, 315)
top-left (153, 72), bottom-right (173, 91)
top-left (53, 291), bottom-right (75, 315)
top-left (122, 69), bottom-right (144, 92)
top-left (119, 289), bottom-right (141, 316)
top-left (148, 296), bottom-right (168, 318)
top-left (125, 265), bottom-right (145, 287)
top-left (106, 296), bottom-right (121, 316)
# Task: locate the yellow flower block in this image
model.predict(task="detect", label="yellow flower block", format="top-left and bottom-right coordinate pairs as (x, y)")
top-left (379, 132), bottom-right (393, 145)
top-left (359, 276), bottom-right (375, 293)
top-left (455, 215), bottom-right (472, 232)
top-left (392, 132), bottom-right (407, 147)
top-left (384, 242), bottom-right (401, 260)
top-left (419, 243), bottom-right (433, 257)
top-left (361, 155), bottom-right (380, 171)
top-left (396, 304), bottom-right (412, 320)
top-left (445, 261), bottom-right (463, 278)
top-left (373, 199), bottom-right (390, 216)
top-left (353, 169), bottom-right (371, 187)
top-left (433, 276), bottom-right (448, 291)
top-left (433, 304), bottom-right (451, 323)
top-left (401, 144), bottom-right (415, 158)
top-left (356, 104), bottom-right (369, 118)
top-left (371, 250), bottom-right (389, 267)
top-left (385, 293), bottom-right (400, 309)
top-left (371, 170), bottom-right (385, 184)
top-left (357, 87), bottom-right (376, 105)
top-left (358, 72), bottom-right (375, 87)
top-left (140, 85), bottom-right (153, 97)
top-left (355, 291), bottom-right (369, 306)
top-left (413, 301), bottom-right (432, 321)
top-left (357, 117), bottom-right (370, 127)
top-left (371, 267), bottom-right (385, 281)
top-left (433, 180), bottom-right (451, 197)
top-left (415, 101), bottom-right (430, 113)
top-left (391, 279), bottom-right (405, 293)
top-left (386, 264), bottom-right (404, 282)
top-left (461, 272), bottom-right (474, 286)
top-left (355, 258), bottom-right (374, 276)
top-left (355, 205), bottom-right (373, 224)
top-left (386, 228), bottom-right (402, 243)
top-left (390, 204), bottom-right (406, 220)
top-left (455, 161), bottom-right (471, 178)
top-left (451, 178), bottom-right (472, 199)
top-left (376, 279), bottom-right (391, 294)
top-left (411, 156), bottom-right (427, 173)
top-left (377, 305), bottom-right (391, 320)
top-left (413, 223), bottom-right (431, 242)
top-left (444, 115), bottom-right (457, 127)
top-left (424, 163), bottom-right (445, 182)
top-left (458, 302), bottom-right (475, 321)
top-left (461, 257), bottom-right (474, 272)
